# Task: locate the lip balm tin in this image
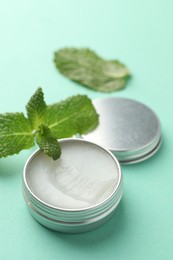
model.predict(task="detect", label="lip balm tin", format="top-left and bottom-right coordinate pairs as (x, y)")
top-left (23, 138), bottom-right (123, 233)
top-left (83, 98), bottom-right (162, 164)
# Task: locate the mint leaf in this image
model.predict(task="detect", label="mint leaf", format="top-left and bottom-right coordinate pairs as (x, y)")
top-left (44, 95), bottom-right (99, 138)
top-left (54, 48), bottom-right (130, 92)
top-left (0, 88), bottom-right (98, 160)
top-left (36, 125), bottom-right (61, 160)
top-left (0, 113), bottom-right (34, 157)
top-left (26, 87), bottom-right (46, 129)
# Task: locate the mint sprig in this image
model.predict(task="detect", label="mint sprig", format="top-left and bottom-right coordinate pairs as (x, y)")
top-left (0, 88), bottom-right (99, 160)
top-left (0, 113), bottom-right (34, 157)
top-left (26, 87), bottom-right (46, 129)
top-left (54, 48), bottom-right (130, 92)
top-left (44, 94), bottom-right (99, 138)
top-left (35, 124), bottom-right (61, 160)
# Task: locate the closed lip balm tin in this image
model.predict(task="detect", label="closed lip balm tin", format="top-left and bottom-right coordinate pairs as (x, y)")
top-left (23, 138), bottom-right (123, 233)
top-left (83, 98), bottom-right (162, 164)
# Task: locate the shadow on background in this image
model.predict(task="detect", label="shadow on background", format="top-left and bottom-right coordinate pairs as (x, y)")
top-left (0, 148), bottom-right (35, 178)
top-left (43, 200), bottom-right (128, 250)
top-left (0, 156), bottom-right (22, 178)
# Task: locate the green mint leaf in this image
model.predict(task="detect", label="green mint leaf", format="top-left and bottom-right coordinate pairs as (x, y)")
top-left (54, 48), bottom-right (130, 92)
top-left (44, 95), bottom-right (99, 138)
top-left (0, 113), bottom-right (34, 157)
top-left (26, 87), bottom-right (47, 129)
top-left (0, 88), bottom-right (98, 160)
top-left (35, 124), bottom-right (61, 160)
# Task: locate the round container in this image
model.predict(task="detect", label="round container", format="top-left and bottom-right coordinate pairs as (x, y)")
top-left (23, 138), bottom-right (123, 233)
top-left (83, 98), bottom-right (162, 164)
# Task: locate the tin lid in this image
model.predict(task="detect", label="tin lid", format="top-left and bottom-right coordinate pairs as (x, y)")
top-left (83, 98), bottom-right (162, 164)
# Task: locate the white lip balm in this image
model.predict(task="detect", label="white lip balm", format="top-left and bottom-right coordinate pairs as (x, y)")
top-left (23, 138), bottom-right (123, 233)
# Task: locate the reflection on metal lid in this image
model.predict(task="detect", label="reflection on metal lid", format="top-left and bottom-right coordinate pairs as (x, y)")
top-left (83, 98), bottom-right (162, 164)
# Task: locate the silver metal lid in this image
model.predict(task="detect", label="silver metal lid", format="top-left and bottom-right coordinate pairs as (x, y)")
top-left (83, 98), bottom-right (162, 164)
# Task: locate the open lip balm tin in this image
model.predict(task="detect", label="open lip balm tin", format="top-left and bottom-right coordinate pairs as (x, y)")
top-left (23, 138), bottom-right (123, 233)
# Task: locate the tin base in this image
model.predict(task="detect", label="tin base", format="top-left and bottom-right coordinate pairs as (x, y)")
top-left (26, 196), bottom-right (122, 233)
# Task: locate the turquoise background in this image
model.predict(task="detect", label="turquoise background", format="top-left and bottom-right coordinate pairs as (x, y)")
top-left (0, 0), bottom-right (173, 259)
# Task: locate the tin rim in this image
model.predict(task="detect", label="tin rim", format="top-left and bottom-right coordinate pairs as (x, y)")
top-left (117, 136), bottom-right (162, 164)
